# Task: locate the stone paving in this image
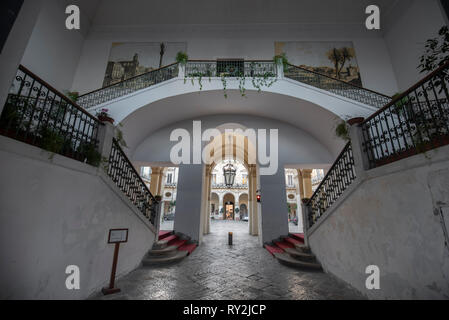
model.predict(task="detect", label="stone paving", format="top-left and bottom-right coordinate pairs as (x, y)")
top-left (92, 220), bottom-right (365, 300)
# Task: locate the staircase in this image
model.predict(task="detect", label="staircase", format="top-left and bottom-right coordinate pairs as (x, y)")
top-left (264, 233), bottom-right (322, 271)
top-left (142, 230), bottom-right (198, 266)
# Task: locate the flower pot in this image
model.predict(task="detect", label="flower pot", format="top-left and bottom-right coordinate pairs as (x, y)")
top-left (347, 117), bottom-right (365, 126)
top-left (98, 115), bottom-right (115, 124)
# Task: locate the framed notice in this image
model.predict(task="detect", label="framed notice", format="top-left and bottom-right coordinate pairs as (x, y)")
top-left (108, 229), bottom-right (129, 244)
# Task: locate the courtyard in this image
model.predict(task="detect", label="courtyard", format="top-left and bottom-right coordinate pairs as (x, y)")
top-left (92, 220), bottom-right (364, 300)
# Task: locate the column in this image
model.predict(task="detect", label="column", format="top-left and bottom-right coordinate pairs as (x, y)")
top-left (249, 165), bottom-right (259, 236)
top-left (234, 194), bottom-right (239, 221)
top-left (202, 165), bottom-right (212, 235)
top-left (259, 165), bottom-right (289, 244)
top-left (0, 0), bottom-right (43, 113)
top-left (296, 170), bottom-right (304, 233)
top-left (302, 169), bottom-right (313, 199)
top-left (218, 193), bottom-right (224, 220)
top-left (173, 164), bottom-right (205, 243)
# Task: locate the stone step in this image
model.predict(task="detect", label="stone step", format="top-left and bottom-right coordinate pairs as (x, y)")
top-left (283, 248), bottom-right (317, 263)
top-left (294, 244), bottom-right (312, 254)
top-left (289, 233), bottom-right (305, 242)
top-left (152, 239), bottom-right (170, 250)
top-left (142, 250), bottom-right (189, 266)
top-left (147, 245), bottom-right (179, 257)
top-left (273, 252), bottom-right (322, 271)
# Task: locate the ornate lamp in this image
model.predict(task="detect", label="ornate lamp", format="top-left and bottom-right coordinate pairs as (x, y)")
top-left (223, 161), bottom-right (236, 187)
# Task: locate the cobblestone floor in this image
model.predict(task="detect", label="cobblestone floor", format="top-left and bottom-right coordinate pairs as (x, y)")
top-left (92, 220), bottom-right (365, 300)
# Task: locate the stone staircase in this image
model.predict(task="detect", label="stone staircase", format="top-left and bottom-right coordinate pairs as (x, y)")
top-left (142, 231), bottom-right (198, 266)
top-left (264, 233), bottom-right (322, 271)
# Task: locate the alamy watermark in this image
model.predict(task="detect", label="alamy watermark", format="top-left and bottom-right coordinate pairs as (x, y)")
top-left (170, 121), bottom-right (278, 176)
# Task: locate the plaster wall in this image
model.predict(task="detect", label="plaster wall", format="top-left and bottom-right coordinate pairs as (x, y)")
top-left (0, 136), bottom-right (157, 299)
top-left (309, 146), bottom-right (449, 299)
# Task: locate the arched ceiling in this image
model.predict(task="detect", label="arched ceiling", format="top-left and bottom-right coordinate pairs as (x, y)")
top-left (120, 89), bottom-right (346, 158)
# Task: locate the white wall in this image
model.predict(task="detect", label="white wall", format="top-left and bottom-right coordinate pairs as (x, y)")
top-left (0, 136), bottom-right (157, 299)
top-left (384, 0), bottom-right (446, 91)
top-left (20, 0), bottom-right (88, 93)
top-left (72, 24), bottom-right (399, 96)
top-left (309, 145), bottom-right (449, 299)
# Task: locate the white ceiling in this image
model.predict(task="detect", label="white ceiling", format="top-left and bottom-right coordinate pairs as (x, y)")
top-left (88, 0), bottom-right (401, 27)
top-left (121, 89), bottom-right (346, 159)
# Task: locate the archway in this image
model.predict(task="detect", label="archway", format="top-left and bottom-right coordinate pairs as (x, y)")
top-left (223, 193), bottom-right (235, 220)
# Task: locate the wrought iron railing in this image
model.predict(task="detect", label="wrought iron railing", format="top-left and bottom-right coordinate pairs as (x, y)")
top-left (185, 60), bottom-right (277, 79)
top-left (361, 61), bottom-right (449, 169)
top-left (77, 63), bottom-right (179, 109)
top-left (211, 183), bottom-right (249, 189)
top-left (284, 64), bottom-right (391, 108)
top-left (306, 142), bottom-right (356, 228)
top-left (0, 65), bottom-right (102, 165)
top-left (107, 138), bottom-right (159, 225)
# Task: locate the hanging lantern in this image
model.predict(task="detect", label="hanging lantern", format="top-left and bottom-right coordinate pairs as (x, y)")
top-left (223, 162), bottom-right (236, 187)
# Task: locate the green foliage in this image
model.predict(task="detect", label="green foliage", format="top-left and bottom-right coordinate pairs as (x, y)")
top-left (115, 122), bottom-right (128, 148)
top-left (40, 127), bottom-right (67, 155)
top-left (176, 51), bottom-right (189, 65)
top-left (64, 91), bottom-right (79, 103)
top-left (77, 142), bottom-right (102, 166)
top-left (273, 53), bottom-right (289, 72)
top-left (418, 26), bottom-right (449, 74)
top-left (335, 120), bottom-right (350, 141)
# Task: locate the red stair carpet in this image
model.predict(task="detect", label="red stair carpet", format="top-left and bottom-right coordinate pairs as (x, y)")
top-left (158, 230), bottom-right (172, 240)
top-left (264, 234), bottom-right (304, 256)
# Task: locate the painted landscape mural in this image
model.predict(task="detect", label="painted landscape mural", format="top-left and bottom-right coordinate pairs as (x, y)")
top-left (103, 42), bottom-right (187, 87)
top-left (275, 41), bottom-right (363, 86)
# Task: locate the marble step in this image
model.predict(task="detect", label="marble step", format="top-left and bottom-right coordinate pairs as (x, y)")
top-left (142, 250), bottom-right (189, 266)
top-left (273, 252), bottom-right (322, 271)
top-left (283, 248), bottom-right (317, 263)
top-left (147, 245), bottom-right (179, 257)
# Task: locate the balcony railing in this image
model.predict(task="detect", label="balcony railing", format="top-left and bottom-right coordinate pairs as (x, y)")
top-left (211, 183), bottom-right (249, 189)
top-left (108, 138), bottom-right (159, 226)
top-left (77, 63), bottom-right (179, 109)
top-left (284, 64), bottom-right (391, 108)
top-left (361, 61), bottom-right (449, 169)
top-left (306, 142), bottom-right (356, 228)
top-left (0, 65), bottom-right (102, 165)
top-left (185, 60), bottom-right (277, 79)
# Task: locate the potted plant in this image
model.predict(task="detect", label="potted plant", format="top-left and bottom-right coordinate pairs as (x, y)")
top-left (335, 120), bottom-right (350, 141)
top-left (273, 53), bottom-right (289, 72)
top-left (176, 51), bottom-right (189, 65)
top-left (96, 108), bottom-right (114, 124)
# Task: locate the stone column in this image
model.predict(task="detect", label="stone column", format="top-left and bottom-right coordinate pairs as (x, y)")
top-left (234, 195), bottom-right (239, 221)
top-left (259, 164), bottom-right (289, 244)
top-left (302, 169), bottom-right (313, 198)
top-left (249, 165), bottom-right (259, 236)
top-left (218, 193), bottom-right (224, 220)
top-left (202, 165), bottom-right (212, 235)
top-left (97, 122), bottom-right (115, 160)
top-left (296, 170), bottom-right (304, 233)
top-left (173, 164), bottom-right (205, 243)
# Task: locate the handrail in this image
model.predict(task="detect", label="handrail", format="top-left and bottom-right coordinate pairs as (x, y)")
top-left (18, 65), bottom-right (100, 122)
top-left (360, 61), bottom-right (449, 169)
top-left (0, 65), bottom-right (103, 165)
top-left (363, 60), bottom-right (449, 123)
top-left (107, 138), bottom-right (159, 225)
top-left (287, 63), bottom-right (391, 99)
top-left (305, 142), bottom-right (356, 228)
top-left (78, 62), bottom-right (179, 98)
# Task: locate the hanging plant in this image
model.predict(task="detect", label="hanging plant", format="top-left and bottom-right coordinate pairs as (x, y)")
top-left (273, 53), bottom-right (289, 72)
top-left (184, 61), bottom-right (278, 98)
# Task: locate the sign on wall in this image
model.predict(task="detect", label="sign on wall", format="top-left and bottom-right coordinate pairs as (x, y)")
top-left (275, 41), bottom-right (363, 86)
top-left (102, 42), bottom-right (187, 87)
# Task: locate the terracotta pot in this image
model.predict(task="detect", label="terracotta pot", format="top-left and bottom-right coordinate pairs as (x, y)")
top-left (98, 115), bottom-right (115, 124)
top-left (347, 117), bottom-right (365, 126)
